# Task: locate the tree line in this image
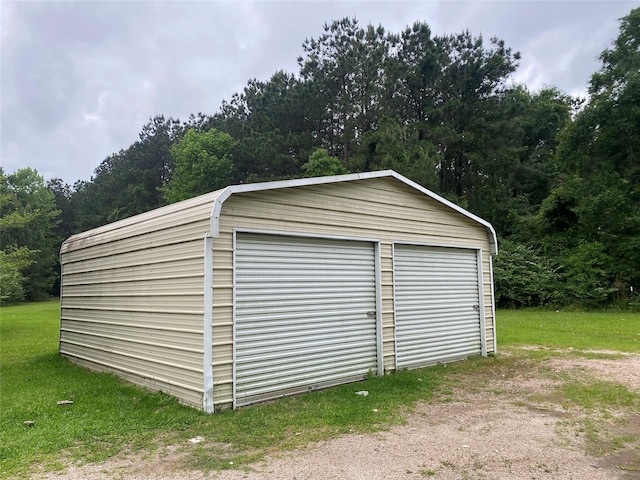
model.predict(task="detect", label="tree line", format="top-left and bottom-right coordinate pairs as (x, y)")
top-left (1, 9), bottom-right (638, 308)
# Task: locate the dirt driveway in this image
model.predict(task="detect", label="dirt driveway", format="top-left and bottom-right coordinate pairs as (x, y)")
top-left (40, 349), bottom-right (640, 480)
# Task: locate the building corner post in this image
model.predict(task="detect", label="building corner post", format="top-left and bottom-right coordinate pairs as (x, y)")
top-left (203, 234), bottom-right (214, 413)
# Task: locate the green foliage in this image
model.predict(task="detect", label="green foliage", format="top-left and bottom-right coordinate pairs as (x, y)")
top-left (162, 128), bottom-right (236, 203)
top-left (0, 247), bottom-right (34, 303)
top-left (299, 19), bottom-right (390, 163)
top-left (560, 242), bottom-right (615, 308)
top-left (359, 117), bottom-right (440, 191)
top-left (476, 86), bottom-right (572, 235)
top-left (493, 241), bottom-right (558, 308)
top-left (46, 178), bottom-right (74, 240)
top-left (213, 71), bottom-right (312, 182)
top-left (0, 168), bottom-right (60, 302)
top-left (494, 239), bottom-right (617, 309)
top-left (550, 7), bottom-right (640, 302)
top-left (536, 176), bottom-right (581, 242)
top-left (301, 148), bottom-right (347, 177)
top-left (71, 115), bottom-right (183, 231)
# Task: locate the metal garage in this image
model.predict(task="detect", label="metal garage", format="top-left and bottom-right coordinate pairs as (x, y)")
top-left (59, 170), bottom-right (497, 412)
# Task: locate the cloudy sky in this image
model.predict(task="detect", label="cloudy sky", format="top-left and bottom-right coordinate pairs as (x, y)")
top-left (1, 1), bottom-right (637, 185)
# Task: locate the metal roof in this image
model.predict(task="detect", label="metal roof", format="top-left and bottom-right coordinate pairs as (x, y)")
top-left (210, 170), bottom-right (498, 254)
top-left (63, 170), bottom-right (497, 255)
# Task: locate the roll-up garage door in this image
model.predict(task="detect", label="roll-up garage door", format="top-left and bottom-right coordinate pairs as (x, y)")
top-left (394, 245), bottom-right (482, 368)
top-left (234, 233), bottom-right (378, 406)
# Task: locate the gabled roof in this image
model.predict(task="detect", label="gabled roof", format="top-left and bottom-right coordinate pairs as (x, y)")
top-left (63, 170), bottom-right (497, 255)
top-left (210, 170), bottom-right (497, 254)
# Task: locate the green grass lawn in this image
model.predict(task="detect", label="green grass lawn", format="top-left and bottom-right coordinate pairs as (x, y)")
top-left (496, 309), bottom-right (640, 352)
top-left (1, 300), bottom-right (638, 479)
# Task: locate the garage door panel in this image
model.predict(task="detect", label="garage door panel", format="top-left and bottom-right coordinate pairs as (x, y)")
top-left (238, 324), bottom-right (376, 344)
top-left (239, 370), bottom-right (369, 401)
top-left (398, 302), bottom-right (478, 313)
top-left (237, 297), bottom-right (374, 316)
top-left (397, 299), bottom-right (479, 311)
top-left (236, 365), bottom-right (373, 402)
top-left (400, 346), bottom-right (476, 365)
top-left (235, 330), bottom-right (376, 353)
top-left (235, 233), bottom-right (377, 406)
top-left (235, 311), bottom-right (374, 329)
top-left (399, 320), bottom-right (480, 336)
top-left (397, 312), bottom-right (479, 325)
top-left (395, 245), bottom-right (482, 368)
top-left (237, 347), bottom-right (376, 376)
top-left (237, 345), bottom-right (375, 369)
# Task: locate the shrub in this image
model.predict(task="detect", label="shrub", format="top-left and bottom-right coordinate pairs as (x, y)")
top-left (493, 240), bottom-right (559, 308)
top-left (0, 247), bottom-right (34, 303)
top-left (559, 241), bottom-right (615, 308)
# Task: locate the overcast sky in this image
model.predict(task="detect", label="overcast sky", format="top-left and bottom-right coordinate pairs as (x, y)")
top-left (1, 1), bottom-right (637, 185)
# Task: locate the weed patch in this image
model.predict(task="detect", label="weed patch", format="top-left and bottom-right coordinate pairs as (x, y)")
top-left (562, 380), bottom-right (640, 411)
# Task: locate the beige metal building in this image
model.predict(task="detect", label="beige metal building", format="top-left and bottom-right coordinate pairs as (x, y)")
top-left (60, 170), bottom-right (497, 412)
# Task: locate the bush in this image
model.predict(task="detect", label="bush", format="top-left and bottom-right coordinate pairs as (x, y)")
top-left (559, 241), bottom-right (615, 308)
top-left (493, 240), bottom-right (559, 308)
top-left (0, 247), bottom-right (34, 303)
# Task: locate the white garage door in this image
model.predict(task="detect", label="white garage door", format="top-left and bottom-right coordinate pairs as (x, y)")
top-left (394, 245), bottom-right (482, 368)
top-left (234, 233), bottom-right (378, 406)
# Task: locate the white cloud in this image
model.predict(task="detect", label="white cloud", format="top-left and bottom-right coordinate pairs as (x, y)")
top-left (1, 0), bottom-right (637, 184)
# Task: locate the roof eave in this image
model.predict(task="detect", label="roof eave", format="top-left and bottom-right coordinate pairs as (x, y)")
top-left (209, 170), bottom-right (498, 255)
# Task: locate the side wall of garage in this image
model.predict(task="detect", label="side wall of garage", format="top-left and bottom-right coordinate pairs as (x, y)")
top-left (210, 176), bottom-right (494, 409)
top-left (59, 192), bottom-right (221, 408)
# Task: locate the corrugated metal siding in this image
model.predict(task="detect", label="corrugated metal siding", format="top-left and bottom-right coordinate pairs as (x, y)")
top-left (234, 233), bottom-right (378, 406)
top-left (210, 178), bottom-right (494, 406)
top-left (393, 245), bottom-right (482, 367)
top-left (60, 196), bottom-right (216, 409)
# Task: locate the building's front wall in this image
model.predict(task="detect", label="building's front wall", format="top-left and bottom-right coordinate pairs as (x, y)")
top-left (210, 177), bottom-right (494, 409)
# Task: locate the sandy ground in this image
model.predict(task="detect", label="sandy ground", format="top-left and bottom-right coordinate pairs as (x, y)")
top-left (37, 350), bottom-right (640, 480)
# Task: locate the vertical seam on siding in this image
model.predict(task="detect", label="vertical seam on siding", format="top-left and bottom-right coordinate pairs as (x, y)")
top-left (59, 253), bottom-right (65, 355)
top-left (489, 255), bottom-right (497, 354)
top-left (375, 242), bottom-right (384, 376)
top-left (477, 250), bottom-right (488, 357)
top-left (203, 234), bottom-right (214, 413)
top-left (231, 230), bottom-right (238, 408)
top-left (391, 243), bottom-right (399, 372)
